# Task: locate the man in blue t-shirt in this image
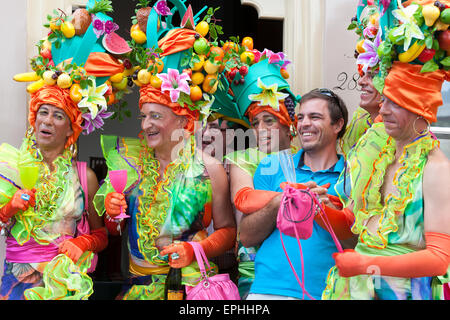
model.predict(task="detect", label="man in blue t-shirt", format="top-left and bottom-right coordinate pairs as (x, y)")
top-left (239, 88), bottom-right (349, 300)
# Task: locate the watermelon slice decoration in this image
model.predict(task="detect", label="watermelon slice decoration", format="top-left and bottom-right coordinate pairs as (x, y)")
top-left (181, 4), bottom-right (195, 30)
top-left (102, 32), bottom-right (132, 55)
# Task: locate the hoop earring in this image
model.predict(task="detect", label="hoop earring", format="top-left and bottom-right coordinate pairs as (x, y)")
top-left (69, 143), bottom-right (78, 159)
top-left (26, 126), bottom-right (35, 139)
top-left (413, 116), bottom-right (430, 136)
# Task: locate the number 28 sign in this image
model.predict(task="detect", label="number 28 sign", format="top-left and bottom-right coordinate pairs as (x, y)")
top-left (333, 72), bottom-right (361, 92)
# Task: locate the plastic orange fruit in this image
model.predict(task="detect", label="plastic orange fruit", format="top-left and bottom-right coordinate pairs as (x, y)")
top-left (280, 68), bottom-right (290, 79)
top-left (50, 19), bottom-right (61, 31)
top-left (137, 69), bottom-right (151, 84)
top-left (209, 46), bottom-right (224, 62)
top-left (242, 37), bottom-right (254, 50)
top-left (190, 85), bottom-right (203, 102)
top-left (192, 55), bottom-right (205, 71)
top-left (223, 41), bottom-right (238, 53)
top-left (130, 24), bottom-right (141, 33)
top-left (191, 72), bottom-right (205, 85)
top-left (150, 75), bottom-right (162, 89)
top-left (195, 21), bottom-right (209, 37)
top-left (148, 58), bottom-right (164, 74)
top-left (70, 84), bottom-right (82, 103)
top-left (202, 74), bottom-right (218, 94)
top-left (203, 60), bottom-right (220, 74)
top-left (131, 30), bottom-right (147, 44)
top-left (240, 51), bottom-right (255, 64)
top-left (106, 92), bottom-right (116, 105)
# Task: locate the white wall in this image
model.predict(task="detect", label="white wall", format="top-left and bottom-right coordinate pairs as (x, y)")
top-left (1, 0), bottom-right (28, 147)
top-left (0, 0), bottom-right (28, 281)
top-left (323, 0), bottom-right (361, 116)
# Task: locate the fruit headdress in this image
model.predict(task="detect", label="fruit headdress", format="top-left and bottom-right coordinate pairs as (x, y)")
top-left (351, 0), bottom-right (450, 122)
top-left (13, 0), bottom-right (131, 146)
top-left (210, 36), bottom-right (300, 135)
top-left (126, 0), bottom-right (231, 132)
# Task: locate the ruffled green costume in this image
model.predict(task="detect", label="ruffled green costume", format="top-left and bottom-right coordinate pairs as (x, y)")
top-left (339, 106), bottom-right (373, 159)
top-left (0, 135), bottom-right (94, 300)
top-left (94, 135), bottom-right (217, 300)
top-left (323, 123), bottom-right (448, 300)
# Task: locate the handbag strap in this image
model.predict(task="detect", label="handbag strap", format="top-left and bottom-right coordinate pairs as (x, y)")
top-left (277, 187), bottom-right (344, 300)
top-left (312, 194), bottom-right (343, 253)
top-left (76, 161), bottom-right (89, 209)
top-left (188, 241), bottom-right (211, 281)
top-left (279, 191), bottom-right (316, 300)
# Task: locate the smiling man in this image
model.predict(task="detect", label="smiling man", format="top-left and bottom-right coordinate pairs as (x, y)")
top-left (239, 88), bottom-right (348, 300)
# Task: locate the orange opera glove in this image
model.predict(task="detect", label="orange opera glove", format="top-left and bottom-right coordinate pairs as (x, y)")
top-left (160, 227), bottom-right (237, 268)
top-left (58, 227), bottom-right (108, 263)
top-left (234, 187), bottom-right (279, 214)
top-left (333, 232), bottom-right (450, 278)
top-left (105, 192), bottom-right (127, 218)
top-left (315, 206), bottom-right (355, 240)
top-left (0, 189), bottom-right (36, 223)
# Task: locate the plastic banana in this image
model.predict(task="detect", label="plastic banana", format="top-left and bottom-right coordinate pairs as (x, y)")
top-left (13, 72), bottom-right (41, 82)
top-left (26, 79), bottom-right (45, 94)
top-left (398, 41), bottom-right (426, 63)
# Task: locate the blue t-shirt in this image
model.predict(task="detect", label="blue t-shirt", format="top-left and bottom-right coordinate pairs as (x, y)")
top-left (251, 149), bottom-right (345, 299)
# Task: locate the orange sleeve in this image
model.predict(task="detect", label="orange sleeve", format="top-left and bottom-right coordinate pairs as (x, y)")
top-left (234, 187), bottom-right (279, 214)
top-left (315, 205), bottom-right (354, 240)
top-left (334, 232), bottom-right (450, 278)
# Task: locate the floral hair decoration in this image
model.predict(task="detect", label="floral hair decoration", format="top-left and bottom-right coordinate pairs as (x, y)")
top-left (13, 0), bottom-right (132, 141)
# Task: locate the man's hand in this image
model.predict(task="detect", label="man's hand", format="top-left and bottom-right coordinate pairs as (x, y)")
top-left (105, 192), bottom-right (127, 218)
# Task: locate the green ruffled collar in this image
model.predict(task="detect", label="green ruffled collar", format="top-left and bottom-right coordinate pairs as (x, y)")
top-left (350, 124), bottom-right (439, 249)
top-left (12, 134), bottom-right (75, 245)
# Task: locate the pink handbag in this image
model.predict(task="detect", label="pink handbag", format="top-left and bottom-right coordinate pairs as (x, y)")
top-left (186, 241), bottom-right (240, 300)
top-left (277, 185), bottom-right (343, 300)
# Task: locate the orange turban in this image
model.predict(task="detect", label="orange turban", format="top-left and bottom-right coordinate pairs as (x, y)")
top-left (28, 85), bottom-right (83, 148)
top-left (139, 84), bottom-right (199, 133)
top-left (383, 61), bottom-right (450, 123)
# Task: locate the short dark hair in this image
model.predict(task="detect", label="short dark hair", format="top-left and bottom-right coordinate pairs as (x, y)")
top-left (299, 88), bottom-right (348, 139)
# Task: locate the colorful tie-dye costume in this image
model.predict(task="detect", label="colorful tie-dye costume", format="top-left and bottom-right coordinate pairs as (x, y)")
top-left (94, 135), bottom-right (217, 300)
top-left (339, 106), bottom-right (373, 159)
top-left (323, 123), bottom-right (449, 300)
top-left (0, 135), bottom-right (94, 300)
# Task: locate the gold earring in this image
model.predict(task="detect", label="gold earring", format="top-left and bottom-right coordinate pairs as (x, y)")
top-left (413, 116), bottom-right (430, 136)
top-left (26, 126), bottom-right (35, 139)
top-left (69, 143), bottom-right (78, 159)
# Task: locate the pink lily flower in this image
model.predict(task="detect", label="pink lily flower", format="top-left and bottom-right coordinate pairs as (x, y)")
top-left (157, 68), bottom-right (191, 103)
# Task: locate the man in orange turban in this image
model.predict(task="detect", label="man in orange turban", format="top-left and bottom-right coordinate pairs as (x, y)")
top-left (28, 85), bottom-right (83, 149)
top-left (323, 60), bottom-right (450, 300)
